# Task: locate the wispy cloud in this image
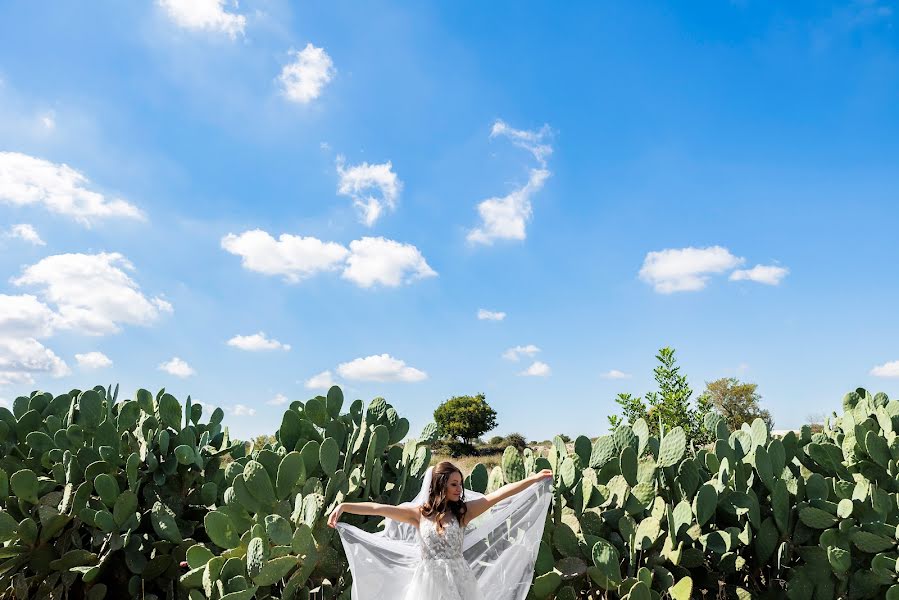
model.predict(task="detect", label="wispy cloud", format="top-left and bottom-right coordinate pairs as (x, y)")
top-left (600, 369), bottom-right (631, 379)
top-left (266, 393), bottom-right (289, 406)
top-left (468, 120), bottom-right (552, 245)
top-left (304, 370), bottom-right (335, 390)
top-left (477, 309), bottom-right (506, 321)
top-left (6, 224), bottom-right (44, 246)
top-left (729, 264), bottom-right (789, 286)
top-left (503, 344), bottom-right (540, 361)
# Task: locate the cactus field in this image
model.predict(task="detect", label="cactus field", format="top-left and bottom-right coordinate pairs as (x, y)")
top-left (2, 385), bottom-right (899, 599)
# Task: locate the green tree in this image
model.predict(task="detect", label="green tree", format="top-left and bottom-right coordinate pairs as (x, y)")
top-left (697, 377), bottom-right (773, 432)
top-left (433, 393), bottom-right (498, 445)
top-left (608, 347), bottom-right (713, 445)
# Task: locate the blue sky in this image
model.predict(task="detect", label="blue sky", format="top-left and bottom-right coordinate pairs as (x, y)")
top-left (1, 0), bottom-right (897, 442)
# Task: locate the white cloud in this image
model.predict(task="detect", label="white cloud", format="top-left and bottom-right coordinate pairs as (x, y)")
top-left (468, 120), bottom-right (552, 245)
top-left (477, 309), bottom-right (506, 321)
top-left (336, 157), bottom-right (402, 226)
top-left (729, 264), bottom-right (790, 286)
top-left (467, 168), bottom-right (549, 245)
top-left (158, 356), bottom-right (195, 378)
top-left (337, 354), bottom-right (427, 383)
top-left (157, 0), bottom-right (246, 38)
top-left (221, 229), bottom-right (349, 283)
top-left (226, 332), bottom-right (291, 351)
top-left (0, 152), bottom-right (144, 226)
top-left (75, 351), bottom-right (112, 369)
top-left (230, 404), bottom-right (256, 416)
top-left (600, 369), bottom-right (631, 379)
top-left (342, 237), bottom-right (436, 288)
top-left (279, 44), bottom-right (336, 104)
top-left (0, 337), bottom-right (70, 385)
top-left (519, 361), bottom-right (551, 377)
top-left (40, 112), bottom-right (55, 130)
top-left (7, 224), bottom-right (45, 245)
top-left (223, 230), bottom-right (434, 289)
top-left (502, 344), bottom-right (540, 361)
top-left (490, 120), bottom-right (553, 166)
top-left (0, 294), bottom-right (58, 338)
top-left (266, 393), bottom-right (289, 406)
top-left (12, 252), bottom-right (172, 336)
top-left (871, 361), bottom-right (899, 378)
top-left (639, 246), bottom-right (744, 294)
top-left (305, 369), bottom-right (336, 390)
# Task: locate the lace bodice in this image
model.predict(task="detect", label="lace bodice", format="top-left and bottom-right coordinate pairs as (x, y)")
top-left (418, 515), bottom-right (464, 560)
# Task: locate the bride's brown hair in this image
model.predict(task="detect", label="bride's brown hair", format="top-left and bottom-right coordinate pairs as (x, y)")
top-left (420, 461), bottom-right (467, 533)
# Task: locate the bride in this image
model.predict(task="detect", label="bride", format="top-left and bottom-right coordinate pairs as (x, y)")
top-left (328, 461), bottom-right (553, 600)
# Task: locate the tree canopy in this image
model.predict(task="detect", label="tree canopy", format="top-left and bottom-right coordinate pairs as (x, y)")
top-left (433, 393), bottom-right (497, 445)
top-left (697, 377), bottom-right (773, 431)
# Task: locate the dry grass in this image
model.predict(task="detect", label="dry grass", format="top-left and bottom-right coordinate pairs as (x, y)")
top-left (429, 454), bottom-right (502, 477)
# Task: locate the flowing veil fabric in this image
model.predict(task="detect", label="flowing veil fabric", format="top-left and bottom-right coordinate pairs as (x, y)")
top-left (336, 467), bottom-right (553, 600)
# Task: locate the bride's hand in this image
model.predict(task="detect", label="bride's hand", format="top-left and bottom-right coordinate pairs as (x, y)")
top-left (532, 468), bottom-right (553, 482)
top-left (327, 504), bottom-right (344, 528)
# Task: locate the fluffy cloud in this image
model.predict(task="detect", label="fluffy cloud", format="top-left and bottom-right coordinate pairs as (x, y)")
top-left (279, 44), bottom-right (336, 104)
top-left (304, 370), bottom-right (336, 390)
top-left (12, 252), bottom-right (173, 336)
top-left (729, 264), bottom-right (790, 285)
top-left (157, 0), bottom-right (246, 38)
top-left (0, 152), bottom-right (144, 226)
top-left (639, 246), bottom-right (744, 293)
top-left (158, 357), bottom-right (195, 378)
top-left (221, 229), bottom-right (349, 283)
top-left (342, 237), bottom-right (436, 288)
top-left (227, 332), bottom-right (291, 352)
top-left (871, 361), bottom-right (899, 378)
top-left (477, 309), bottom-right (506, 321)
top-left (336, 157), bottom-right (402, 226)
top-left (336, 354), bottom-right (427, 383)
top-left (600, 369), bottom-right (631, 379)
top-left (519, 361), bottom-right (551, 377)
top-left (0, 294), bottom-right (58, 338)
top-left (266, 393), bottom-right (289, 406)
top-left (7, 224), bottom-right (44, 245)
top-left (0, 337), bottom-right (70, 385)
top-left (502, 344), bottom-right (540, 361)
top-left (223, 230), bottom-right (434, 288)
top-left (75, 351), bottom-right (112, 369)
top-left (468, 120), bottom-right (552, 245)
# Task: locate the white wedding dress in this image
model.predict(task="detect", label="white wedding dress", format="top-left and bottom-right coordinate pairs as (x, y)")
top-left (336, 467), bottom-right (552, 600)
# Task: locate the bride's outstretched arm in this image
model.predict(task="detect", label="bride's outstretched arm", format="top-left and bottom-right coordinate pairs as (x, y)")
top-left (327, 501), bottom-right (420, 528)
top-left (464, 468), bottom-right (553, 525)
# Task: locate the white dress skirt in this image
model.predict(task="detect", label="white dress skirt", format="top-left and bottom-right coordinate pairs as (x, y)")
top-left (404, 515), bottom-right (484, 600)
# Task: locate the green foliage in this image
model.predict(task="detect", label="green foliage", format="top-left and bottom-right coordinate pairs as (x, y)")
top-left (698, 377), bottom-right (774, 432)
top-left (7, 381), bottom-right (899, 599)
top-left (608, 347), bottom-right (713, 446)
top-left (432, 393), bottom-right (498, 445)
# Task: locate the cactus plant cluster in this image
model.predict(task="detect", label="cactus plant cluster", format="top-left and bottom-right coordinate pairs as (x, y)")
top-left (0, 385), bottom-right (238, 599)
top-left (187, 388), bottom-right (435, 600)
top-left (5, 384), bottom-right (899, 599)
top-left (461, 387), bottom-right (899, 599)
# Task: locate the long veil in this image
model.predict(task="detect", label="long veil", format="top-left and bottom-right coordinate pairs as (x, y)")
top-left (336, 466), bottom-right (553, 600)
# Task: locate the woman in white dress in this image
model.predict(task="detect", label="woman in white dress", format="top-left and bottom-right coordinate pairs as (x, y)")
top-left (328, 461), bottom-right (553, 600)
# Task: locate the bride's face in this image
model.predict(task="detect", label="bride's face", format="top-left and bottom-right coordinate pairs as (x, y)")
top-left (445, 472), bottom-right (463, 502)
